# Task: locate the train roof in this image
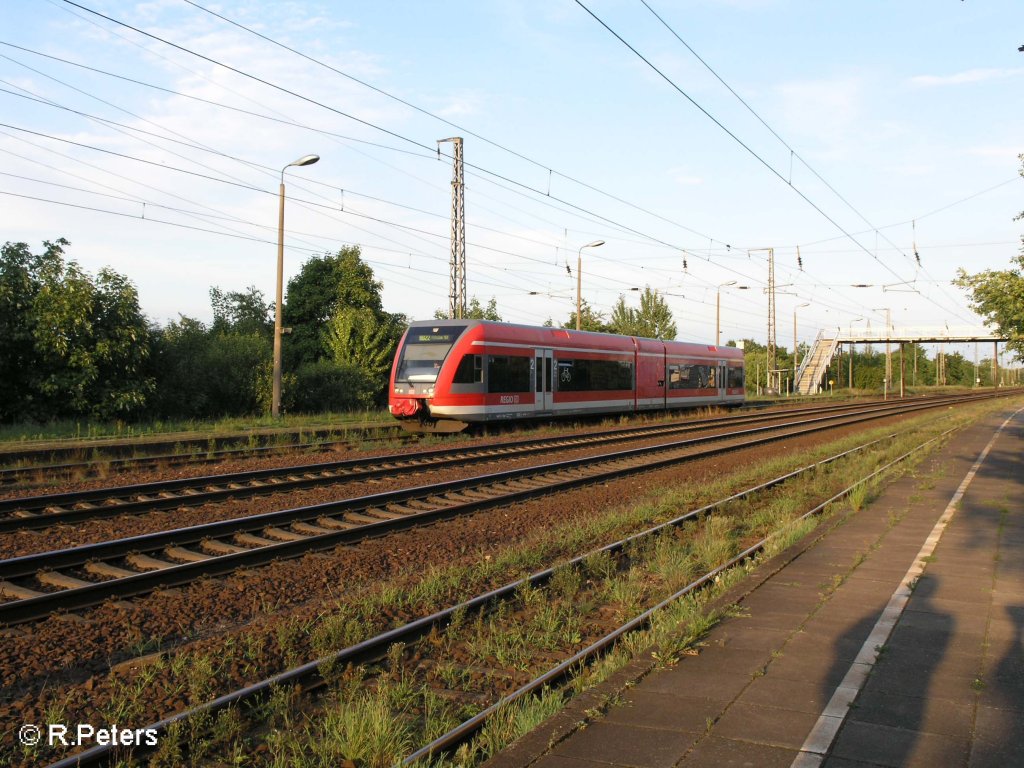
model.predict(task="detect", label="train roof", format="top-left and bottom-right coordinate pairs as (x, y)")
top-left (404, 319), bottom-right (744, 359)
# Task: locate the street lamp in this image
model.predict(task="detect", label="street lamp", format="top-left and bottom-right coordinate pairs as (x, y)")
top-left (871, 307), bottom-right (893, 391)
top-left (576, 240), bottom-right (605, 331)
top-left (848, 317), bottom-right (864, 388)
top-left (715, 281), bottom-right (749, 346)
top-left (273, 153), bottom-right (320, 418)
top-left (716, 281), bottom-right (735, 346)
top-left (793, 302), bottom-right (810, 373)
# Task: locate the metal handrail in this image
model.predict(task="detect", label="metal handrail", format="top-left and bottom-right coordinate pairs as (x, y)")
top-left (794, 329), bottom-right (823, 387)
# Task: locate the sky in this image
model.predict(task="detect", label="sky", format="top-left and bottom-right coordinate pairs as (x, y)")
top-left (2, 0), bottom-right (1022, 358)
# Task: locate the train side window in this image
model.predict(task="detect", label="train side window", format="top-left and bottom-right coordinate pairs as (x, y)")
top-left (669, 364), bottom-right (712, 389)
top-left (667, 365), bottom-right (681, 389)
top-left (453, 354), bottom-right (483, 384)
top-left (558, 358), bottom-right (633, 391)
top-left (488, 355), bottom-right (532, 393)
top-left (727, 366), bottom-right (744, 388)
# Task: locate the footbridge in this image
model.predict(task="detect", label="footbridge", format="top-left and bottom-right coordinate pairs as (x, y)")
top-left (794, 326), bottom-right (1010, 395)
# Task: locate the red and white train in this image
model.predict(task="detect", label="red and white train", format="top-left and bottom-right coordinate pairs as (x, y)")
top-left (388, 320), bottom-right (745, 431)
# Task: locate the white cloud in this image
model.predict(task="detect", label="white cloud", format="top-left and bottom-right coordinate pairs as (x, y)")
top-left (668, 167), bottom-right (703, 186)
top-left (909, 68), bottom-right (1024, 87)
top-left (965, 146), bottom-right (1021, 161)
top-left (433, 91), bottom-right (485, 120)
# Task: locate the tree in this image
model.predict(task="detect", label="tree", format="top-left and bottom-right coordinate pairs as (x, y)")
top-left (954, 254), bottom-right (1024, 361)
top-left (150, 309), bottom-right (272, 419)
top-left (0, 239), bottom-right (58, 418)
top-left (282, 246), bottom-right (387, 367)
top-left (325, 306), bottom-right (400, 382)
top-left (0, 238), bottom-right (153, 421)
top-left (282, 246), bottom-right (407, 408)
top-left (432, 295), bottom-right (502, 321)
top-left (953, 154), bottom-right (1024, 361)
top-left (210, 285), bottom-right (272, 336)
top-left (563, 299), bottom-right (612, 333)
top-left (727, 338), bottom-right (796, 393)
top-left (609, 287), bottom-right (677, 339)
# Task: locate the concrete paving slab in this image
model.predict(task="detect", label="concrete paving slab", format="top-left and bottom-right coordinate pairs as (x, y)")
top-left (533, 755), bottom-right (611, 768)
top-left (639, 667), bottom-right (753, 702)
top-left (820, 758), bottom-right (889, 768)
top-left (886, 622), bottom-right (987, 658)
top-left (602, 692), bottom-right (715, 734)
top-left (681, 735), bottom-right (798, 768)
top-left (682, 647), bottom-right (769, 678)
top-left (709, 626), bottom-right (793, 653)
top-left (712, 701), bottom-right (822, 750)
top-left (739, 590), bottom-right (824, 617)
top-left (738, 676), bottom-right (838, 715)
top-left (759, 650), bottom-right (851, 688)
top-left (779, 630), bottom-right (876, 664)
top-left (866, 658), bottom-right (980, 703)
top-left (902, 595), bottom-right (992, 617)
top-left (830, 720), bottom-right (969, 768)
top-left (847, 687), bottom-right (975, 740)
top-left (553, 721), bottom-right (696, 768)
top-left (895, 606), bottom-right (988, 638)
top-left (874, 643), bottom-right (980, 675)
top-left (970, 705), bottom-right (1024, 768)
top-left (729, 610), bottom-right (818, 631)
top-left (486, 406), bottom-right (1024, 768)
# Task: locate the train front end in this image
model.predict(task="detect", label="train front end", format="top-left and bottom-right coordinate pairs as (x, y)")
top-left (389, 320), bottom-right (476, 432)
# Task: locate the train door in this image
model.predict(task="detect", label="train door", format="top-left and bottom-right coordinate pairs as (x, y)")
top-left (534, 348), bottom-right (554, 412)
top-left (718, 362), bottom-right (727, 401)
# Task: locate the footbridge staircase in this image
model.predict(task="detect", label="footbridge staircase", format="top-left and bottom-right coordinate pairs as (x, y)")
top-left (794, 332), bottom-right (838, 395)
top-left (792, 325), bottom-right (1008, 395)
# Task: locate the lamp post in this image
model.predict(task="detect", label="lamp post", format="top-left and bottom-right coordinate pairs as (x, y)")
top-left (273, 153), bottom-right (320, 418)
top-left (576, 240), bottom-right (605, 331)
top-left (715, 281), bottom-right (749, 346)
top-left (848, 317), bottom-right (864, 389)
top-left (716, 281), bottom-right (735, 346)
top-left (872, 307), bottom-right (893, 391)
top-left (790, 303), bottom-right (806, 393)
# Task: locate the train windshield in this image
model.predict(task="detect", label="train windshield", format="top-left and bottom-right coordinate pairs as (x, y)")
top-left (395, 325), bottom-right (466, 383)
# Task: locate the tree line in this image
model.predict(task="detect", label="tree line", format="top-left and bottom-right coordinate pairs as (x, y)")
top-left (0, 240), bottom-right (405, 423)
top-left (2, 232), bottom-right (1020, 424)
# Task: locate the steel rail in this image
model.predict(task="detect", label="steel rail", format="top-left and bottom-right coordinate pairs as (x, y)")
top-left (405, 422), bottom-right (960, 763)
top-left (0, 427), bottom-right (410, 486)
top-left (44, 418), bottom-right (958, 768)
top-left (0, 422), bottom-right (400, 463)
top-left (0, 394), bottom-right (999, 625)
top-left (0, 393), bottom-right (983, 532)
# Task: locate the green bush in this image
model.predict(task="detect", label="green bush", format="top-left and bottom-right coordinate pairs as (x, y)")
top-left (285, 360), bottom-right (378, 413)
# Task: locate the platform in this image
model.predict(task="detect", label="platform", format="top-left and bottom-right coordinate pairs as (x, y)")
top-left (488, 405), bottom-right (1024, 768)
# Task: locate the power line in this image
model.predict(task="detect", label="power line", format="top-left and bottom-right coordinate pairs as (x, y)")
top-left (573, 0), bottom-right (980, 325)
top-left (0, 188), bottom-right (541, 301)
top-left (179, 0), bottom-right (728, 247)
top-left (635, 1), bottom-right (1001, 325)
top-left (2, 36), bottom-right (728, 272)
top-left (54, 2), bottom-right (737, 258)
top-left (0, 80), bottom-right (579, 262)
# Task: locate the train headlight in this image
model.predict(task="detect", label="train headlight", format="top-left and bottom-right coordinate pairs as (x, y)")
top-left (428, 387), bottom-right (435, 395)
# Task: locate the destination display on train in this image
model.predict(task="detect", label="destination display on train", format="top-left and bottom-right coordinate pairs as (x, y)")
top-left (410, 327), bottom-right (461, 344)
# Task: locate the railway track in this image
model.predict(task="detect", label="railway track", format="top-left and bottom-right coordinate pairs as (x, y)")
top-left (0, 392), bottom-right (1003, 625)
top-left (0, 423), bottom-right (409, 486)
top-left (43, 417), bottom-right (955, 768)
top-left (0, 393), bottom-right (976, 533)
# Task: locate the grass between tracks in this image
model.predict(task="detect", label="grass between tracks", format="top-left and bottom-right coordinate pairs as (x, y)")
top-left (0, 410), bottom-right (395, 445)
top-left (10, 398), bottom-right (1017, 768)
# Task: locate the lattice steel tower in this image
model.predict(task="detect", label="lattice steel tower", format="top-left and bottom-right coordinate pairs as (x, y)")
top-left (766, 247), bottom-right (777, 389)
top-left (438, 137), bottom-right (466, 319)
